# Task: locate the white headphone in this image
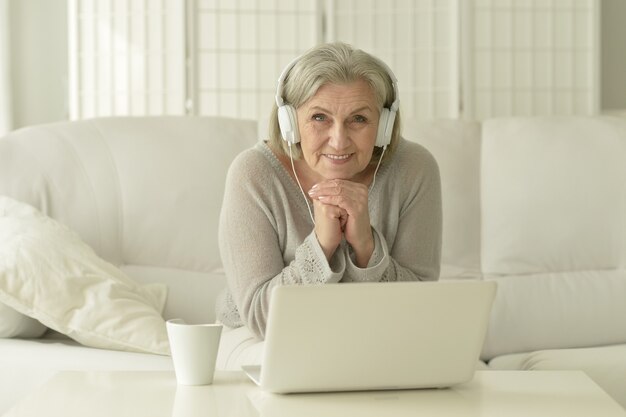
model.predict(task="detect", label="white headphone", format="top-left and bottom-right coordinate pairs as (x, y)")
top-left (275, 54), bottom-right (400, 148)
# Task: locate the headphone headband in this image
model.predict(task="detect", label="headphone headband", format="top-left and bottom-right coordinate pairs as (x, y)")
top-left (276, 54), bottom-right (400, 111)
top-left (275, 55), bottom-right (302, 107)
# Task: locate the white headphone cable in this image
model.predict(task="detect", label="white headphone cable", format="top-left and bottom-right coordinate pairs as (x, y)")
top-left (369, 145), bottom-right (386, 193)
top-left (289, 143), bottom-right (386, 226)
top-left (289, 143), bottom-right (316, 225)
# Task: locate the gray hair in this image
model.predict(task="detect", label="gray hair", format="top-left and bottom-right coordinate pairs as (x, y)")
top-left (268, 42), bottom-right (401, 163)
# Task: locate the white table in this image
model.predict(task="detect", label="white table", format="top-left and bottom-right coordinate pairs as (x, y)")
top-left (3, 370), bottom-right (625, 417)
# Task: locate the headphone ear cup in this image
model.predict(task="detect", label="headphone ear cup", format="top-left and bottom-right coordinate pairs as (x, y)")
top-left (277, 105), bottom-right (300, 144)
top-left (376, 108), bottom-right (395, 148)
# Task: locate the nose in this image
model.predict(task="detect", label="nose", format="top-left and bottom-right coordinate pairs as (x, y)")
top-left (327, 122), bottom-right (350, 150)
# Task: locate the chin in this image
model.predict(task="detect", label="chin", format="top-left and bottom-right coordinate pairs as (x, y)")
top-left (317, 161), bottom-right (367, 181)
top-left (322, 170), bottom-right (361, 181)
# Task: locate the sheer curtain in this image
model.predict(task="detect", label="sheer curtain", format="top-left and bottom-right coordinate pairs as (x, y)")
top-left (67, 0), bottom-right (187, 120)
top-left (66, 0), bottom-right (600, 121)
top-left (0, 0), bottom-right (12, 135)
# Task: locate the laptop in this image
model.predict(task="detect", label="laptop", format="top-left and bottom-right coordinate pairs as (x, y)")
top-left (242, 280), bottom-right (497, 394)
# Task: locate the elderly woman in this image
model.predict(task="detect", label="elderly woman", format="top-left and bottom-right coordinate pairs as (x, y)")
top-left (217, 42), bottom-right (442, 339)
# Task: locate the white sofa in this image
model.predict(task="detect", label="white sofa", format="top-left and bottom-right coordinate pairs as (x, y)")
top-left (1, 115), bottom-right (625, 412)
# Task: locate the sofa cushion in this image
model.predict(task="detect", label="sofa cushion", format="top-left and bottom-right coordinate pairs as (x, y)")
top-left (0, 196), bottom-right (169, 355)
top-left (0, 337), bottom-right (174, 372)
top-left (403, 119), bottom-right (482, 278)
top-left (481, 271), bottom-right (626, 360)
top-left (481, 116), bottom-right (626, 274)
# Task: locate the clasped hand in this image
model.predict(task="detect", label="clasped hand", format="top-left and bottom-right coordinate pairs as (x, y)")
top-left (308, 179), bottom-right (374, 267)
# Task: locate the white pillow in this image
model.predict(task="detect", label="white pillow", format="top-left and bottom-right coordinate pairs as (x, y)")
top-left (0, 301), bottom-right (47, 338)
top-left (0, 196), bottom-right (170, 355)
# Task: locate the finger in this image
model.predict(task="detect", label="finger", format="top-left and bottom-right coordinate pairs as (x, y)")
top-left (309, 179), bottom-right (366, 196)
top-left (312, 199), bottom-right (345, 259)
top-left (309, 184), bottom-right (368, 211)
top-left (316, 194), bottom-right (349, 206)
top-left (313, 198), bottom-right (346, 220)
top-left (317, 194), bottom-right (365, 216)
top-left (339, 211), bottom-right (348, 230)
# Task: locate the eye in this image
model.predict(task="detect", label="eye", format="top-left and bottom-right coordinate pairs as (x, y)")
top-left (312, 114), bottom-right (326, 122)
top-left (353, 115), bottom-right (368, 123)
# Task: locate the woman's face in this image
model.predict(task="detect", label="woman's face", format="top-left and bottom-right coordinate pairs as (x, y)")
top-left (296, 79), bottom-right (379, 182)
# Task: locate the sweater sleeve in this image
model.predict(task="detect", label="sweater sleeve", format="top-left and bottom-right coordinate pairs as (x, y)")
top-left (218, 149), bottom-right (343, 339)
top-left (342, 142), bottom-right (442, 283)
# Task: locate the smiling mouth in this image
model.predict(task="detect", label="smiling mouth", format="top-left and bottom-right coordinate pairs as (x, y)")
top-left (324, 154), bottom-right (352, 160)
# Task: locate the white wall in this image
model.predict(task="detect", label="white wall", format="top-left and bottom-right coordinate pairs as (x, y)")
top-left (9, 0), bottom-right (67, 129)
top-left (5, 0), bottom-right (625, 130)
top-left (601, 0), bottom-right (626, 110)
top-left (0, 0), bottom-right (11, 135)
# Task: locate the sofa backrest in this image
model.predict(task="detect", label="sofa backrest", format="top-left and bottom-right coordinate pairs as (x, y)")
top-left (0, 116), bottom-right (258, 270)
top-left (481, 116), bottom-right (626, 275)
top-left (405, 115), bottom-right (626, 360)
top-left (0, 116), bottom-right (258, 322)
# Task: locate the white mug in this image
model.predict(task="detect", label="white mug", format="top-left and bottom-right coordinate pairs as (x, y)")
top-left (166, 319), bottom-right (223, 385)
